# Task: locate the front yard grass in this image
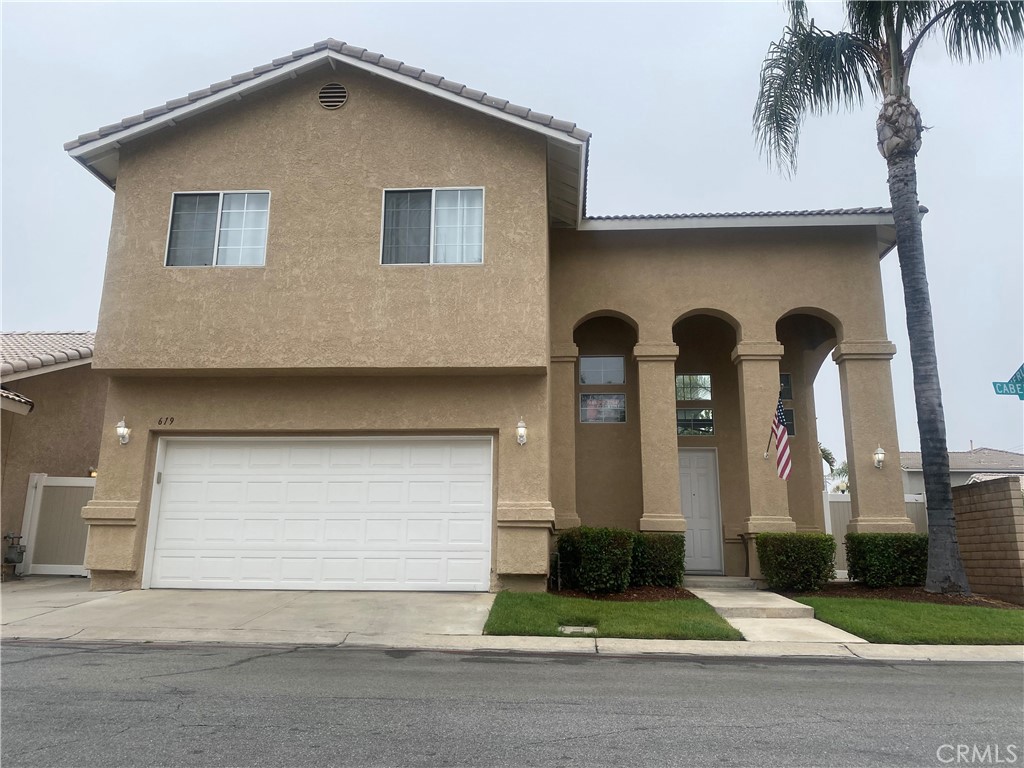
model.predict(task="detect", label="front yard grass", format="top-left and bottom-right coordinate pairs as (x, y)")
top-left (796, 597), bottom-right (1024, 645)
top-left (484, 591), bottom-right (742, 640)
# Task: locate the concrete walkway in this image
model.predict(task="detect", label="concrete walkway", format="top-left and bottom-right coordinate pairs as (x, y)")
top-left (2, 576), bottom-right (1021, 663)
top-left (688, 580), bottom-right (869, 644)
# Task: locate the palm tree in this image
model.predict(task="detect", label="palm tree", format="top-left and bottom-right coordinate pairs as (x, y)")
top-left (829, 461), bottom-right (850, 493)
top-left (754, 1), bottom-right (1023, 594)
top-left (819, 443), bottom-right (837, 477)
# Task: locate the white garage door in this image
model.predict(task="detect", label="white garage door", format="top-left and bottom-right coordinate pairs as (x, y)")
top-left (146, 437), bottom-right (493, 591)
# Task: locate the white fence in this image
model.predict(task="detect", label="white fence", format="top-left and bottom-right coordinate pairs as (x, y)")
top-left (823, 492), bottom-right (928, 572)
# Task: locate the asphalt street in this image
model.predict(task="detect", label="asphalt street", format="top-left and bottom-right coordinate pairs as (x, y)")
top-left (1, 640), bottom-right (1021, 767)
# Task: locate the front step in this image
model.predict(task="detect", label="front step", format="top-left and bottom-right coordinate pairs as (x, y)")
top-left (684, 576), bottom-right (759, 590)
top-left (687, 588), bottom-right (814, 619)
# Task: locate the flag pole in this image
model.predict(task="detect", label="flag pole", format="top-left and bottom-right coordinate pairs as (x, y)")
top-left (763, 388), bottom-right (783, 459)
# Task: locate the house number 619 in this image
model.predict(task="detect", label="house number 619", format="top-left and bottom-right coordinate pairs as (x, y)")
top-left (157, 417), bottom-right (175, 426)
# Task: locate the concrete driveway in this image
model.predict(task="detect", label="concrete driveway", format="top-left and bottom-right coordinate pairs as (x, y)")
top-left (1, 576), bottom-right (495, 646)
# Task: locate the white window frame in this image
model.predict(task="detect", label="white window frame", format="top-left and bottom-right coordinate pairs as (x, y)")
top-left (578, 355), bottom-right (626, 386)
top-left (164, 190), bottom-right (271, 268)
top-left (379, 187), bottom-right (485, 266)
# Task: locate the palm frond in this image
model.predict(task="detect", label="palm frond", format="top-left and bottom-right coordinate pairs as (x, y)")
top-left (785, 0), bottom-right (808, 25)
top-left (941, 0), bottom-right (1024, 61)
top-left (845, 1), bottom-right (888, 41)
top-left (894, 1), bottom-right (943, 36)
top-left (753, 21), bottom-right (880, 172)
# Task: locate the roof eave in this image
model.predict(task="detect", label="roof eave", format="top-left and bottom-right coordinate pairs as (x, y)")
top-left (0, 397), bottom-right (33, 416)
top-left (1, 356), bottom-right (93, 383)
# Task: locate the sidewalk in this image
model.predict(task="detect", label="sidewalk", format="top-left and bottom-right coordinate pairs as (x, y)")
top-left (3, 577), bottom-right (1022, 663)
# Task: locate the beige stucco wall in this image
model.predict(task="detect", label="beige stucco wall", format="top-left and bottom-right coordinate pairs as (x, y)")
top-left (572, 316), bottom-right (643, 529)
top-left (94, 63), bottom-right (551, 374)
top-left (1, 366), bottom-right (108, 536)
top-left (549, 227), bottom-right (891, 345)
top-left (83, 374), bottom-right (553, 589)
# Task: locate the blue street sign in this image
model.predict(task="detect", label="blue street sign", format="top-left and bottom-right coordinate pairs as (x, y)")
top-left (992, 363), bottom-right (1024, 400)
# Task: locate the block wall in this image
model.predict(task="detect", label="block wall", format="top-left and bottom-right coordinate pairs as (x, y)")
top-left (953, 477), bottom-right (1024, 605)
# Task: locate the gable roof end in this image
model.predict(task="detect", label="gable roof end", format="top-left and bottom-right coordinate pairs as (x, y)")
top-left (64, 39), bottom-right (590, 227)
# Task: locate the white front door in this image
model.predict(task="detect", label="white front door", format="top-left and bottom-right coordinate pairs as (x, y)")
top-left (145, 437), bottom-right (493, 591)
top-left (678, 448), bottom-right (723, 573)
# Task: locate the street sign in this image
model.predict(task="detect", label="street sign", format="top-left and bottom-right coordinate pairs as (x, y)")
top-left (992, 363), bottom-right (1024, 399)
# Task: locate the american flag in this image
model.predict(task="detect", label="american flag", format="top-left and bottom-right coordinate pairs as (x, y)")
top-left (772, 396), bottom-right (792, 480)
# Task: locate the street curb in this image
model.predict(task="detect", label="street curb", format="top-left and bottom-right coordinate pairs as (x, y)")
top-left (2, 628), bottom-right (1022, 663)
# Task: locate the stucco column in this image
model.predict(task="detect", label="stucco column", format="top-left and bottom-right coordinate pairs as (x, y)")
top-left (635, 342), bottom-right (685, 532)
top-left (833, 341), bottom-right (914, 533)
top-left (81, 405), bottom-right (150, 590)
top-left (732, 341), bottom-right (796, 540)
top-left (549, 343), bottom-right (581, 529)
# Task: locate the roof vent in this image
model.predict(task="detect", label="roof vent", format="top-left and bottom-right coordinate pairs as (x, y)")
top-left (318, 83), bottom-right (348, 110)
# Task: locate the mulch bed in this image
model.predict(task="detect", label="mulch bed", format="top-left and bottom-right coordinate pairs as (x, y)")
top-left (780, 581), bottom-right (1023, 610)
top-left (553, 585), bottom-right (697, 602)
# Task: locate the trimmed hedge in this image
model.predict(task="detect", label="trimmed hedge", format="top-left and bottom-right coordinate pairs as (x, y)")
top-left (631, 533), bottom-right (686, 587)
top-left (845, 532), bottom-right (928, 587)
top-left (756, 532), bottom-right (836, 591)
top-left (557, 527), bottom-right (635, 593)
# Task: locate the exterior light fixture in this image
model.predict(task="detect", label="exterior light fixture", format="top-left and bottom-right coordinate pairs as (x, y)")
top-left (516, 419), bottom-right (527, 446)
top-left (873, 445), bottom-right (885, 469)
top-left (88, 467), bottom-right (98, 478)
top-left (115, 418), bottom-right (131, 445)
top-left (837, 480), bottom-right (848, 494)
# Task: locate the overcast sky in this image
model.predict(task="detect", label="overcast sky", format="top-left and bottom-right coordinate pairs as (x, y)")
top-left (2, 2), bottom-right (1022, 464)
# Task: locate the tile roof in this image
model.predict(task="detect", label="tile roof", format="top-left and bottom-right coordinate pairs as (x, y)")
top-left (1, 332), bottom-right (96, 377)
top-left (900, 448), bottom-right (1024, 473)
top-left (64, 38), bottom-right (591, 152)
top-left (0, 388), bottom-right (34, 411)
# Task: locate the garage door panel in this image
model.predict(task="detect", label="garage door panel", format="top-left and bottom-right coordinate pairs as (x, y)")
top-left (150, 438), bottom-right (492, 591)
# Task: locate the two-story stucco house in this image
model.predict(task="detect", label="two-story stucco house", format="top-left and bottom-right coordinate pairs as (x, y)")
top-left (65, 39), bottom-right (914, 593)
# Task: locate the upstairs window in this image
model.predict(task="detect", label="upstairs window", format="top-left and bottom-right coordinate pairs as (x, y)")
top-left (676, 373), bottom-right (714, 435)
top-left (779, 373), bottom-right (795, 434)
top-left (676, 374), bottom-right (712, 401)
top-left (166, 192), bottom-right (270, 267)
top-left (382, 188), bottom-right (483, 265)
top-left (579, 356), bottom-right (625, 385)
top-left (779, 372), bottom-right (794, 401)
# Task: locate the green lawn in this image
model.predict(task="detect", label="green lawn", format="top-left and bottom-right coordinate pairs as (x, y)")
top-left (797, 597), bottom-right (1024, 645)
top-left (484, 591), bottom-right (743, 640)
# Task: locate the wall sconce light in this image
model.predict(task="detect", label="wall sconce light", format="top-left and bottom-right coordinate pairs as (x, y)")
top-left (87, 467), bottom-right (98, 478)
top-left (837, 480), bottom-right (848, 494)
top-left (873, 445), bottom-right (885, 469)
top-left (516, 419), bottom-right (527, 446)
top-left (115, 418), bottom-right (131, 446)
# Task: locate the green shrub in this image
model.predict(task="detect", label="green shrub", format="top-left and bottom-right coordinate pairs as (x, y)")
top-left (631, 533), bottom-right (686, 587)
top-left (756, 532), bottom-right (836, 591)
top-left (557, 527), bottom-right (635, 593)
top-left (845, 532), bottom-right (928, 587)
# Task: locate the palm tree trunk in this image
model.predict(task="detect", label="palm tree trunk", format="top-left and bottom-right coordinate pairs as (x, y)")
top-left (882, 98), bottom-right (971, 594)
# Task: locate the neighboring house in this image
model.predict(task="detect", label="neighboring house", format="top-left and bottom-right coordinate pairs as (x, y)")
top-left (1, 332), bottom-right (108, 575)
top-left (64, 39), bottom-right (914, 592)
top-left (900, 448), bottom-right (1024, 496)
